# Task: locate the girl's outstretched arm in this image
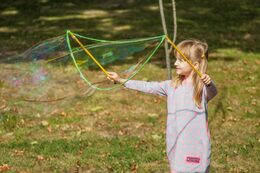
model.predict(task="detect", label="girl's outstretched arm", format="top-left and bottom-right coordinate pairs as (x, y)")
top-left (107, 72), bottom-right (168, 96)
top-left (201, 74), bottom-right (218, 101)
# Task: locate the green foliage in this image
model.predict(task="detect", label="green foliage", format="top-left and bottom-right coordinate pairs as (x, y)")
top-left (0, 113), bottom-right (19, 132)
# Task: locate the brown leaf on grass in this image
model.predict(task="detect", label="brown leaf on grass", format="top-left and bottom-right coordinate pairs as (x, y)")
top-left (76, 79), bottom-right (85, 88)
top-left (242, 59), bottom-right (248, 65)
top-left (35, 113), bottom-right (41, 118)
top-left (72, 165), bottom-right (81, 173)
top-left (2, 132), bottom-right (14, 140)
top-left (98, 110), bottom-right (111, 116)
top-left (50, 109), bottom-right (67, 117)
top-left (0, 104), bottom-right (7, 110)
top-left (1, 106), bottom-right (10, 112)
top-left (113, 118), bottom-right (120, 123)
top-left (130, 163), bottom-right (138, 172)
top-left (11, 107), bottom-right (20, 113)
top-left (61, 124), bottom-right (70, 131)
top-left (41, 121), bottom-right (49, 127)
top-left (152, 134), bottom-right (162, 140)
top-left (0, 164), bottom-right (10, 172)
top-left (30, 141), bottom-right (38, 145)
top-left (76, 130), bottom-right (82, 136)
top-left (245, 87), bottom-right (256, 94)
top-left (47, 126), bottom-right (52, 133)
top-left (90, 106), bottom-right (103, 112)
top-left (134, 122), bottom-right (143, 129)
top-left (251, 99), bottom-right (258, 106)
top-left (14, 149), bottom-right (24, 156)
top-left (60, 111), bottom-right (67, 117)
top-left (227, 116), bottom-right (239, 122)
top-left (36, 155), bottom-right (44, 161)
top-left (20, 119), bottom-right (25, 125)
top-left (118, 129), bottom-right (124, 136)
top-left (247, 75), bottom-right (256, 81)
top-left (148, 113), bottom-right (159, 118)
top-left (83, 127), bottom-right (92, 132)
top-left (153, 98), bottom-right (159, 103)
top-left (50, 109), bottom-right (59, 115)
top-left (227, 107), bottom-right (233, 111)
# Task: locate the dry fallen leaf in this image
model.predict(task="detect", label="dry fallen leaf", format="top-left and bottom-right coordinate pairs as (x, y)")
top-left (148, 113), bottom-right (159, 118)
top-left (118, 129), bottom-right (124, 136)
top-left (130, 163), bottom-right (138, 172)
top-left (0, 164), bottom-right (10, 172)
top-left (90, 106), bottom-right (103, 112)
top-left (152, 134), bottom-right (162, 140)
top-left (41, 121), bottom-right (49, 127)
top-left (47, 126), bottom-right (52, 133)
top-left (227, 107), bottom-right (233, 111)
top-left (0, 104), bottom-right (7, 110)
top-left (60, 111), bottom-right (67, 117)
top-left (14, 149), bottom-right (24, 156)
top-left (36, 155), bottom-right (44, 161)
top-left (31, 141), bottom-right (38, 145)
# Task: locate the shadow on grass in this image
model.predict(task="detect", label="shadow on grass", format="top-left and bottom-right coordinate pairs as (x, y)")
top-left (209, 86), bottom-right (228, 128)
top-left (0, 0), bottom-right (258, 61)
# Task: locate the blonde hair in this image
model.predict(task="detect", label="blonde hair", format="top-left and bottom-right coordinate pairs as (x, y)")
top-left (172, 39), bottom-right (208, 107)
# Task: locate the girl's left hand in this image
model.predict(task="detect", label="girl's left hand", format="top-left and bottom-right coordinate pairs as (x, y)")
top-left (201, 74), bottom-right (212, 86)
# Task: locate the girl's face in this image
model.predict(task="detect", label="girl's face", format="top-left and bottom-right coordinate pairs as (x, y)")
top-left (174, 55), bottom-right (192, 76)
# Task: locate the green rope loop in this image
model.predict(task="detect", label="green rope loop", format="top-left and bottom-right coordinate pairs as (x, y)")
top-left (66, 30), bottom-right (166, 91)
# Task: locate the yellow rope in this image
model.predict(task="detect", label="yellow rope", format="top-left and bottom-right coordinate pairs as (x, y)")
top-left (46, 53), bottom-right (68, 63)
top-left (68, 31), bottom-right (109, 76)
top-left (76, 60), bottom-right (88, 66)
top-left (165, 35), bottom-right (202, 77)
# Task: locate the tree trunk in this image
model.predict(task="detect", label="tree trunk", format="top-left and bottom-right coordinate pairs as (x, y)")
top-left (159, 0), bottom-right (177, 80)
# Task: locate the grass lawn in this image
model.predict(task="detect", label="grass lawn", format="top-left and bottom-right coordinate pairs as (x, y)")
top-left (0, 0), bottom-right (259, 172)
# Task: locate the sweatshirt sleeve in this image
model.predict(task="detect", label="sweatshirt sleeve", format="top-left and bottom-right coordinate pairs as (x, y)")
top-left (205, 81), bottom-right (218, 102)
top-left (124, 80), bottom-right (169, 97)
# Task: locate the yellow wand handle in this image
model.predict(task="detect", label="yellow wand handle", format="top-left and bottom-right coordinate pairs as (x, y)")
top-left (165, 35), bottom-right (202, 77)
top-left (68, 31), bottom-right (109, 76)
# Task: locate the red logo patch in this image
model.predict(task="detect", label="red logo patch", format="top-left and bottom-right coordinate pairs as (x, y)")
top-left (186, 156), bottom-right (200, 164)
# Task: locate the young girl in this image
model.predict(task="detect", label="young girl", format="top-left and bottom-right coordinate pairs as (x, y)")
top-left (107, 39), bottom-right (217, 173)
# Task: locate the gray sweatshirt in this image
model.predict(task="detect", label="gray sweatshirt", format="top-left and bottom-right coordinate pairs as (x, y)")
top-left (124, 79), bottom-right (217, 173)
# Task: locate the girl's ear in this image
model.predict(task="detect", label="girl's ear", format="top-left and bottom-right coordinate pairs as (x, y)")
top-left (193, 61), bottom-right (200, 69)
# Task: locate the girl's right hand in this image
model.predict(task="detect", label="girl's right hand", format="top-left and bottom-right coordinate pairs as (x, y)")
top-left (107, 72), bottom-right (121, 83)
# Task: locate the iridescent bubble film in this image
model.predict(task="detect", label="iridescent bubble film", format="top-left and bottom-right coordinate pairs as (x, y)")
top-left (0, 32), bottom-right (165, 102)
